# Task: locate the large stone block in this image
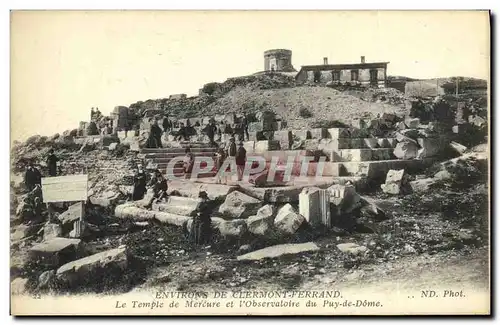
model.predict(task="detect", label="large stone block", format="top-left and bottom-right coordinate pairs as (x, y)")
top-left (327, 128), bottom-right (350, 139)
top-left (115, 203), bottom-right (157, 220)
top-left (274, 130), bottom-right (293, 150)
top-left (299, 187), bottom-right (329, 227)
top-left (11, 278), bottom-right (29, 295)
top-left (394, 141), bottom-right (419, 160)
top-left (327, 183), bottom-right (361, 215)
top-left (309, 128), bottom-right (328, 139)
top-left (274, 204), bottom-right (305, 235)
top-left (154, 212), bottom-right (190, 226)
top-left (294, 130), bottom-right (311, 140)
top-left (58, 202), bottom-right (84, 227)
top-left (243, 141), bottom-right (256, 154)
top-left (43, 223), bottom-right (62, 241)
top-left (246, 204), bottom-right (275, 236)
top-left (237, 242), bottom-right (319, 261)
top-left (30, 238), bottom-right (83, 267)
top-left (254, 140), bottom-right (280, 153)
top-left (153, 196), bottom-right (199, 216)
top-left (219, 191), bottom-right (262, 219)
top-left (217, 219), bottom-right (248, 238)
top-left (57, 246), bottom-right (128, 287)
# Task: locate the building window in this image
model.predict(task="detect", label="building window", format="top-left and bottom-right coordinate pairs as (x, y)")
top-left (332, 70), bottom-right (340, 81)
top-left (314, 70), bottom-right (321, 83)
top-left (351, 70), bottom-right (359, 81)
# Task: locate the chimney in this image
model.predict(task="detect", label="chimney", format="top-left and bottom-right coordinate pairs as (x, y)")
top-left (361, 56), bottom-right (366, 64)
top-left (323, 57), bottom-right (328, 65)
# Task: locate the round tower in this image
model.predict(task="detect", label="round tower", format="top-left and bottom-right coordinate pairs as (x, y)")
top-left (264, 49), bottom-right (296, 72)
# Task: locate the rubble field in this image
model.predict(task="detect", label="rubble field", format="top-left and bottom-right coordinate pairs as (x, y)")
top-left (10, 75), bottom-right (489, 296)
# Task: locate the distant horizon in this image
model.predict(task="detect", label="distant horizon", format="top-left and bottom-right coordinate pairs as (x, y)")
top-left (11, 11), bottom-right (490, 143)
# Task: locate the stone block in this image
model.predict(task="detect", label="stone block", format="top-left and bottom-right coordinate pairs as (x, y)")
top-left (154, 212), bottom-right (190, 226)
top-left (327, 183), bottom-right (362, 214)
top-left (237, 242), bottom-right (319, 261)
top-left (304, 139), bottom-right (320, 151)
top-left (219, 191), bottom-right (262, 219)
top-left (58, 202), bottom-right (84, 227)
top-left (310, 128), bottom-right (328, 139)
top-left (274, 130), bottom-right (293, 150)
top-left (340, 149), bottom-right (372, 162)
top-left (57, 246), bottom-right (128, 287)
top-left (217, 219), bottom-right (248, 238)
top-left (243, 141), bottom-right (255, 154)
top-left (115, 203), bottom-right (157, 220)
top-left (405, 118), bottom-right (420, 128)
top-left (337, 243), bottom-right (368, 256)
top-left (30, 238), bottom-right (83, 267)
top-left (294, 130), bottom-right (311, 140)
top-left (274, 204), bottom-right (305, 235)
top-left (299, 187), bottom-right (329, 227)
top-left (11, 278), bottom-right (29, 295)
top-left (394, 141), bottom-right (419, 160)
top-left (410, 178), bottom-right (437, 193)
top-left (246, 205), bottom-right (275, 236)
top-left (363, 138), bottom-right (379, 149)
top-left (43, 223), bottom-right (62, 241)
top-left (450, 141), bottom-right (467, 155)
top-left (153, 196), bottom-right (199, 216)
top-left (327, 128), bottom-right (350, 139)
top-left (254, 140), bottom-right (280, 154)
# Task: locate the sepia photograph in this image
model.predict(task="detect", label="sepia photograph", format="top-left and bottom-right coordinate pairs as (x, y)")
top-left (9, 10), bottom-right (490, 315)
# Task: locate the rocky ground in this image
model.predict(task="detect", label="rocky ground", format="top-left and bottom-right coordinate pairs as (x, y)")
top-left (9, 77), bottom-right (490, 300)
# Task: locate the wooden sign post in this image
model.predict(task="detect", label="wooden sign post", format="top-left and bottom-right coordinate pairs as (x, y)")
top-left (41, 174), bottom-right (88, 238)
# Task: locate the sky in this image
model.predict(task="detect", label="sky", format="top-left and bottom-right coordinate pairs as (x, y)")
top-left (10, 10), bottom-right (490, 142)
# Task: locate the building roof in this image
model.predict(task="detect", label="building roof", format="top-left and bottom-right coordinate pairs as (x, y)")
top-left (298, 62), bottom-right (389, 72)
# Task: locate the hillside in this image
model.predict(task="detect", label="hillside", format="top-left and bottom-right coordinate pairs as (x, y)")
top-left (201, 85), bottom-right (408, 129)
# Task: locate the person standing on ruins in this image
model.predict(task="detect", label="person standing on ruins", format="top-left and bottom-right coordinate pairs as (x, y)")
top-left (206, 119), bottom-right (217, 147)
top-left (150, 119), bottom-right (163, 148)
top-left (242, 114), bottom-right (250, 141)
top-left (46, 149), bottom-right (59, 177)
top-left (24, 161), bottom-right (42, 192)
top-left (189, 191), bottom-right (213, 246)
top-left (132, 164), bottom-right (147, 201)
top-left (235, 141), bottom-right (247, 181)
top-left (90, 107), bottom-right (95, 121)
top-left (214, 147), bottom-right (226, 184)
top-left (183, 147), bottom-right (195, 180)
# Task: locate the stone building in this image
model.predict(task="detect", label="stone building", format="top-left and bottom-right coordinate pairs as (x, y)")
top-left (264, 49), bottom-right (296, 72)
top-left (295, 56), bottom-right (388, 87)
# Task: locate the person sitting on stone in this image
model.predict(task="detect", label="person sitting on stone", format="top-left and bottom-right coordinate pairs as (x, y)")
top-left (162, 116), bottom-right (172, 134)
top-left (145, 170), bottom-right (168, 209)
top-left (176, 123), bottom-right (188, 141)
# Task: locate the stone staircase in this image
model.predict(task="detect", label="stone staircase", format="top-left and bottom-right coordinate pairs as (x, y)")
top-left (140, 141), bottom-right (218, 179)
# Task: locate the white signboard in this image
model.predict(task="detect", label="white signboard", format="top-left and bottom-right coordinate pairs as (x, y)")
top-left (41, 174), bottom-right (88, 203)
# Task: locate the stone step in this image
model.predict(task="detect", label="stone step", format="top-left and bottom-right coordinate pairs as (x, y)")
top-left (317, 138), bottom-right (398, 151)
top-left (141, 147), bottom-right (217, 154)
top-left (333, 148), bottom-right (396, 162)
top-left (325, 158), bottom-right (436, 178)
top-left (145, 151), bottom-right (216, 159)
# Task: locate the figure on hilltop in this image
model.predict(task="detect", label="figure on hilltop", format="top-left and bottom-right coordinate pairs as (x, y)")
top-left (46, 148), bottom-right (59, 177)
